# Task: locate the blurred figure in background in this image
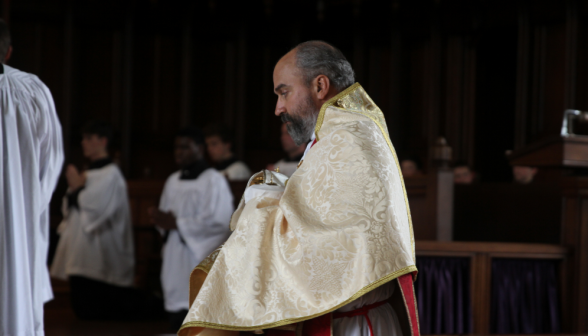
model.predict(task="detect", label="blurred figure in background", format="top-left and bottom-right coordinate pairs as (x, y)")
top-left (149, 127), bottom-right (234, 331)
top-left (50, 121), bottom-right (137, 320)
top-left (454, 161), bottom-right (476, 185)
top-left (0, 18), bottom-right (64, 336)
top-left (204, 122), bottom-right (251, 181)
top-left (513, 165), bottom-right (538, 184)
top-left (267, 123), bottom-right (307, 177)
top-left (400, 156), bottom-right (423, 177)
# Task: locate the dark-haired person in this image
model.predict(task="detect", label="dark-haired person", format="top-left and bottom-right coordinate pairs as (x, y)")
top-left (50, 121), bottom-right (136, 319)
top-left (267, 123), bottom-right (307, 177)
top-left (203, 123), bottom-right (251, 181)
top-left (454, 161), bottom-right (476, 185)
top-left (180, 41), bottom-right (417, 336)
top-left (399, 156), bottom-right (423, 178)
top-left (0, 19), bottom-right (64, 336)
top-left (148, 127), bottom-right (234, 331)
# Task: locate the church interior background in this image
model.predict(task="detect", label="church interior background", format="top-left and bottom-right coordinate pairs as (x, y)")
top-left (4, 0), bottom-right (588, 334)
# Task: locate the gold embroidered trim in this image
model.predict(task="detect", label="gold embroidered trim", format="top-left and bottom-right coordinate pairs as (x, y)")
top-left (314, 82), bottom-right (361, 141)
top-left (178, 265), bottom-right (417, 333)
top-left (313, 82), bottom-right (416, 263)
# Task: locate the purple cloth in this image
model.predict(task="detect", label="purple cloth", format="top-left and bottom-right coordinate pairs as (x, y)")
top-left (491, 258), bottom-right (560, 334)
top-left (415, 257), bottom-right (473, 334)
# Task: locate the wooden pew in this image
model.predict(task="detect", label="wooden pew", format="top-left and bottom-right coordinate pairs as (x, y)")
top-left (126, 180), bottom-right (165, 289)
top-left (405, 172), bottom-right (453, 242)
top-left (452, 183), bottom-right (562, 244)
top-left (416, 241), bottom-right (569, 334)
top-left (404, 137), bottom-right (455, 241)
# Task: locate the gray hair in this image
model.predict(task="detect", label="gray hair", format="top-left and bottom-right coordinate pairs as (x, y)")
top-left (0, 19), bottom-right (10, 63)
top-left (294, 41), bottom-right (355, 92)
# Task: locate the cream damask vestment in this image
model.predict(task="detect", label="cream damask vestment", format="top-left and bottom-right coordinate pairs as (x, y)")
top-left (179, 83), bottom-right (419, 336)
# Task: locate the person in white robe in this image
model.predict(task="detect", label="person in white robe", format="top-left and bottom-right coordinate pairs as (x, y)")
top-left (0, 19), bottom-right (64, 336)
top-left (50, 121), bottom-right (138, 320)
top-left (148, 127), bottom-right (234, 331)
top-left (203, 122), bottom-right (251, 181)
top-left (266, 123), bottom-right (307, 177)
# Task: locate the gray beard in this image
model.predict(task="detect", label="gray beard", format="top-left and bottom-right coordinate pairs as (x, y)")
top-left (281, 95), bottom-right (318, 146)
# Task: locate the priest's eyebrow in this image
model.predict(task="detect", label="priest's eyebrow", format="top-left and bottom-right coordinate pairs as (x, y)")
top-left (274, 84), bottom-right (288, 94)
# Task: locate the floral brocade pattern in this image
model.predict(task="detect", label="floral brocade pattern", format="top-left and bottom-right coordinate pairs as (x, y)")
top-left (181, 84), bottom-right (416, 333)
top-left (194, 246), bottom-right (223, 274)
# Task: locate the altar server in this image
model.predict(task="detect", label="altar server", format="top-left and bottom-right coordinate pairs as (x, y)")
top-left (204, 122), bottom-right (251, 181)
top-left (0, 18), bottom-right (64, 336)
top-left (50, 121), bottom-right (136, 320)
top-left (267, 123), bottom-right (307, 177)
top-left (148, 127), bottom-right (234, 331)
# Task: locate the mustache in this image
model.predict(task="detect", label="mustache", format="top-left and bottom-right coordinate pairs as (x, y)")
top-left (280, 113), bottom-right (298, 124)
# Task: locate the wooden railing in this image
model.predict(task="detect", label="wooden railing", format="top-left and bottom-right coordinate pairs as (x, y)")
top-left (416, 241), bottom-right (569, 334)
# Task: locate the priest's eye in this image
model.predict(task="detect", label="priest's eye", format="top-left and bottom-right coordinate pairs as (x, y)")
top-left (281, 92), bottom-right (287, 97)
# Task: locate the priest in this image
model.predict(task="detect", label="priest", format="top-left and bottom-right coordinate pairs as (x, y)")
top-left (149, 127), bottom-right (234, 331)
top-left (0, 18), bottom-right (64, 336)
top-left (179, 41), bottom-right (419, 336)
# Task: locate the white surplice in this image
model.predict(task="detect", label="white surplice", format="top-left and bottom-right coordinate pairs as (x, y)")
top-left (50, 163), bottom-right (134, 287)
top-left (0, 64), bottom-right (64, 336)
top-left (218, 160), bottom-right (251, 181)
top-left (271, 159), bottom-right (299, 177)
top-left (159, 168), bottom-right (234, 312)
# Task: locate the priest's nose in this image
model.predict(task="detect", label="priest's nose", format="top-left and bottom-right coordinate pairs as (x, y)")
top-left (275, 102), bottom-right (286, 117)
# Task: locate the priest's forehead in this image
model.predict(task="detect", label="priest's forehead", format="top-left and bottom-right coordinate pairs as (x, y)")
top-left (273, 49), bottom-right (304, 93)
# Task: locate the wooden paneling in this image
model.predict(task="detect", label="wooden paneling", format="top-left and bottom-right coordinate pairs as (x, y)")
top-left (6, 0), bottom-right (588, 183)
top-left (417, 241), bottom-right (569, 334)
top-left (4, 0), bottom-right (483, 180)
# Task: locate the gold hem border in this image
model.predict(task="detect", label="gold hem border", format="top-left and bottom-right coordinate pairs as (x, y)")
top-left (313, 82), bottom-right (416, 264)
top-left (313, 82), bottom-right (361, 142)
top-left (194, 265), bottom-right (210, 274)
top-left (178, 265), bottom-right (417, 333)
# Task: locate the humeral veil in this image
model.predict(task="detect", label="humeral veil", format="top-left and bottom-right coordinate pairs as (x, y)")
top-left (179, 83), bottom-right (420, 336)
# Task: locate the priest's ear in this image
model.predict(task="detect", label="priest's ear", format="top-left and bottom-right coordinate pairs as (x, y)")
top-left (313, 74), bottom-right (332, 101)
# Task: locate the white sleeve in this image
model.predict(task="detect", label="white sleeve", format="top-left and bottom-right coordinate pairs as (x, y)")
top-left (226, 162), bottom-right (251, 181)
top-left (158, 176), bottom-right (173, 210)
top-left (77, 171), bottom-right (127, 233)
top-left (156, 177), bottom-right (173, 236)
top-left (176, 175), bottom-right (234, 261)
top-left (34, 80), bottom-right (64, 209)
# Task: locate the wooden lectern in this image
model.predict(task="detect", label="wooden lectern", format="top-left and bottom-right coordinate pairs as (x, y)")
top-left (508, 135), bottom-right (588, 333)
top-left (509, 135), bottom-right (588, 168)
